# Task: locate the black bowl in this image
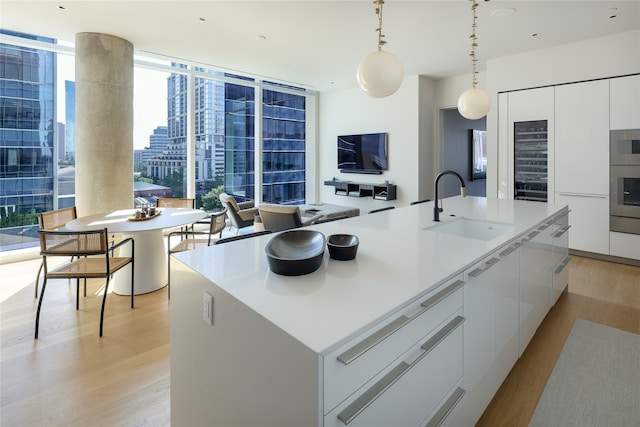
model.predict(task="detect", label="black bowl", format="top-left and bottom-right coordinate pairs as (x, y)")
top-left (265, 229), bottom-right (326, 276)
top-left (327, 234), bottom-right (359, 261)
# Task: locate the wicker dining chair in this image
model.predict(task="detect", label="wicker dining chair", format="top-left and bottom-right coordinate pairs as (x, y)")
top-left (156, 198), bottom-right (195, 209)
top-left (35, 228), bottom-right (135, 338)
top-left (157, 197), bottom-right (197, 237)
top-left (34, 206), bottom-right (78, 298)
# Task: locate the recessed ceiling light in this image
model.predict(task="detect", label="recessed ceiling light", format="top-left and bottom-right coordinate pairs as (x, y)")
top-left (199, 17), bottom-right (206, 22)
top-left (254, 35), bottom-right (267, 41)
top-left (605, 8), bottom-right (618, 19)
top-left (58, 5), bottom-right (67, 10)
top-left (531, 33), bottom-right (540, 37)
top-left (490, 8), bottom-right (516, 18)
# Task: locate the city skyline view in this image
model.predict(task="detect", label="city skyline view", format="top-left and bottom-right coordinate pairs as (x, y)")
top-left (1, 29), bottom-right (310, 252)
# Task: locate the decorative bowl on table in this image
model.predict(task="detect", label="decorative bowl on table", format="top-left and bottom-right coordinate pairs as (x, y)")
top-left (265, 229), bottom-right (326, 276)
top-left (327, 234), bottom-right (359, 261)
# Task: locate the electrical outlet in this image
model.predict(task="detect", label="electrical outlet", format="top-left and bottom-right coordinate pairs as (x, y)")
top-left (203, 291), bottom-right (214, 325)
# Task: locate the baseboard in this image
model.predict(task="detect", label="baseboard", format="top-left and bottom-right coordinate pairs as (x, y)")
top-left (0, 246), bottom-right (40, 265)
top-left (569, 249), bottom-right (640, 267)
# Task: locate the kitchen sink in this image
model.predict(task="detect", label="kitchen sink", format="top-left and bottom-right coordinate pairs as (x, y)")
top-left (424, 217), bottom-right (518, 241)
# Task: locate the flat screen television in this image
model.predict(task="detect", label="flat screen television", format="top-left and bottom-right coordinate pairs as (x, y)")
top-left (337, 132), bottom-right (388, 174)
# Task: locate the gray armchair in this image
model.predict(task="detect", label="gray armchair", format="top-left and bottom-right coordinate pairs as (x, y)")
top-left (258, 204), bottom-right (323, 233)
top-left (219, 193), bottom-right (259, 234)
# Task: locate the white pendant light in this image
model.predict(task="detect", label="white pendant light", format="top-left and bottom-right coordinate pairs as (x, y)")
top-left (357, 0), bottom-right (403, 98)
top-left (457, 0), bottom-right (490, 119)
top-left (458, 87), bottom-right (491, 120)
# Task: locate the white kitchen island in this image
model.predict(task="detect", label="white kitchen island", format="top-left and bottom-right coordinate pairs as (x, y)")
top-left (170, 196), bottom-right (569, 427)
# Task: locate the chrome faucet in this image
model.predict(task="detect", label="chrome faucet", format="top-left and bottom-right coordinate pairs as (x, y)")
top-left (433, 170), bottom-right (467, 221)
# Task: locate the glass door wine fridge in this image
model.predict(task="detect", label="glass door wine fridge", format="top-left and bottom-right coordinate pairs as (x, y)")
top-left (514, 120), bottom-right (548, 202)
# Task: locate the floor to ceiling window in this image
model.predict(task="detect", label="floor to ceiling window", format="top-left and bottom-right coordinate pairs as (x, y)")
top-left (262, 85), bottom-right (306, 205)
top-left (0, 30), bottom-right (57, 251)
top-left (224, 82), bottom-right (255, 202)
top-left (0, 30), bottom-right (314, 253)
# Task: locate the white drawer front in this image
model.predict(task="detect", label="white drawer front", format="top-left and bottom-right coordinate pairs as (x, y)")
top-left (324, 314), bottom-right (464, 427)
top-left (323, 277), bottom-right (464, 413)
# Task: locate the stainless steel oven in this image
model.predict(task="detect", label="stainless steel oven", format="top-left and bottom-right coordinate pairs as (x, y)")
top-left (610, 129), bottom-right (640, 234)
top-left (610, 129), bottom-right (640, 164)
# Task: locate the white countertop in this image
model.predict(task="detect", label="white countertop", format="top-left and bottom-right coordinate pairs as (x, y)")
top-left (174, 197), bottom-right (566, 355)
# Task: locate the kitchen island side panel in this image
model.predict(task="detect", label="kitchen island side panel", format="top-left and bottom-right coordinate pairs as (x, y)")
top-left (170, 260), bottom-right (320, 427)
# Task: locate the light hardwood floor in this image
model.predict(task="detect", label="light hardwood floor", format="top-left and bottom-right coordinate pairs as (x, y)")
top-left (1, 256), bottom-right (638, 426)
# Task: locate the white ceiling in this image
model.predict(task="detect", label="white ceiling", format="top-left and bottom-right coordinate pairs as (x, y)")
top-left (1, 1), bottom-right (639, 92)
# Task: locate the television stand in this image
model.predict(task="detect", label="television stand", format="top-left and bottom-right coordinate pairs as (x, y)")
top-left (324, 179), bottom-right (397, 201)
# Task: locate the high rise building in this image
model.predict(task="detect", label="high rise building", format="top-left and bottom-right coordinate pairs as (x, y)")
top-left (148, 69), bottom-right (226, 197)
top-left (261, 86), bottom-right (306, 205)
top-left (135, 125), bottom-right (169, 165)
top-left (0, 30), bottom-right (56, 249)
top-left (64, 80), bottom-right (75, 161)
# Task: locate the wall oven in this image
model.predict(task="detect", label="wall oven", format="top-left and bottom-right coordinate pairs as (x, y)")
top-left (610, 129), bottom-right (640, 234)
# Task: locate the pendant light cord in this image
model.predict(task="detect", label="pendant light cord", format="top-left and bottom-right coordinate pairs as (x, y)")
top-left (374, 0), bottom-right (387, 51)
top-left (469, 0), bottom-right (479, 89)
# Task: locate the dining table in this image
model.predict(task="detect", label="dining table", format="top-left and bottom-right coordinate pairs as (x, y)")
top-left (66, 207), bottom-right (207, 295)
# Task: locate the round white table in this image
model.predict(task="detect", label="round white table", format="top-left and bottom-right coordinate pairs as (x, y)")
top-left (66, 208), bottom-right (207, 295)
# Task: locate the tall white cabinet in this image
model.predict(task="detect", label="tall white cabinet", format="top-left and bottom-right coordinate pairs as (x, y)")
top-left (610, 75), bottom-right (640, 131)
top-left (555, 80), bottom-right (610, 255)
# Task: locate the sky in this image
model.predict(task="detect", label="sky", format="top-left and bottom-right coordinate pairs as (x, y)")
top-left (56, 53), bottom-right (169, 150)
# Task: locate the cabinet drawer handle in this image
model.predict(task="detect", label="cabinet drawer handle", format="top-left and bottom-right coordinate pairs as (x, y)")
top-left (554, 255), bottom-right (571, 274)
top-left (468, 257), bottom-right (500, 278)
top-left (527, 230), bottom-right (539, 239)
top-left (553, 225), bottom-right (571, 238)
top-left (538, 221), bottom-right (552, 230)
top-left (499, 242), bottom-right (521, 257)
top-left (337, 316), bottom-right (465, 425)
top-left (337, 280), bottom-right (465, 365)
top-left (424, 387), bottom-right (466, 427)
top-left (557, 192), bottom-right (606, 199)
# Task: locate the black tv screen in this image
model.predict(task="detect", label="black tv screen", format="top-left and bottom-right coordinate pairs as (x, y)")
top-left (337, 132), bottom-right (388, 174)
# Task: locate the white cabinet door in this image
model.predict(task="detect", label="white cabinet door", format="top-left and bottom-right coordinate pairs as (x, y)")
top-left (610, 75), bottom-right (640, 130)
top-left (325, 316), bottom-right (464, 427)
top-left (459, 246), bottom-right (518, 427)
top-left (519, 226), bottom-right (553, 356)
top-left (555, 80), bottom-right (610, 195)
top-left (610, 231), bottom-right (640, 260)
top-left (494, 242), bottom-right (520, 383)
top-left (507, 87), bottom-right (555, 203)
top-left (555, 193), bottom-right (610, 254)
top-left (551, 211), bottom-right (570, 304)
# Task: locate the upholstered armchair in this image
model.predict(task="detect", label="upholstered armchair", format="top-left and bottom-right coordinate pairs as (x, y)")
top-left (258, 204), bottom-right (323, 233)
top-left (219, 193), bottom-right (259, 234)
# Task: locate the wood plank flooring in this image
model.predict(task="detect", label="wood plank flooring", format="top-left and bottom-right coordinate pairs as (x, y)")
top-left (1, 256), bottom-right (638, 426)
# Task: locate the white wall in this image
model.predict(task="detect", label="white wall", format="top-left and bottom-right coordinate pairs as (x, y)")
top-left (318, 75), bottom-right (436, 210)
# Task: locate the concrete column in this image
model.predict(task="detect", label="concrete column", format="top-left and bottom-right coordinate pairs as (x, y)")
top-left (75, 32), bottom-right (133, 216)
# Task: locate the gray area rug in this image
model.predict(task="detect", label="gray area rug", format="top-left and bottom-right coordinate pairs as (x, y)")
top-left (529, 318), bottom-right (640, 426)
